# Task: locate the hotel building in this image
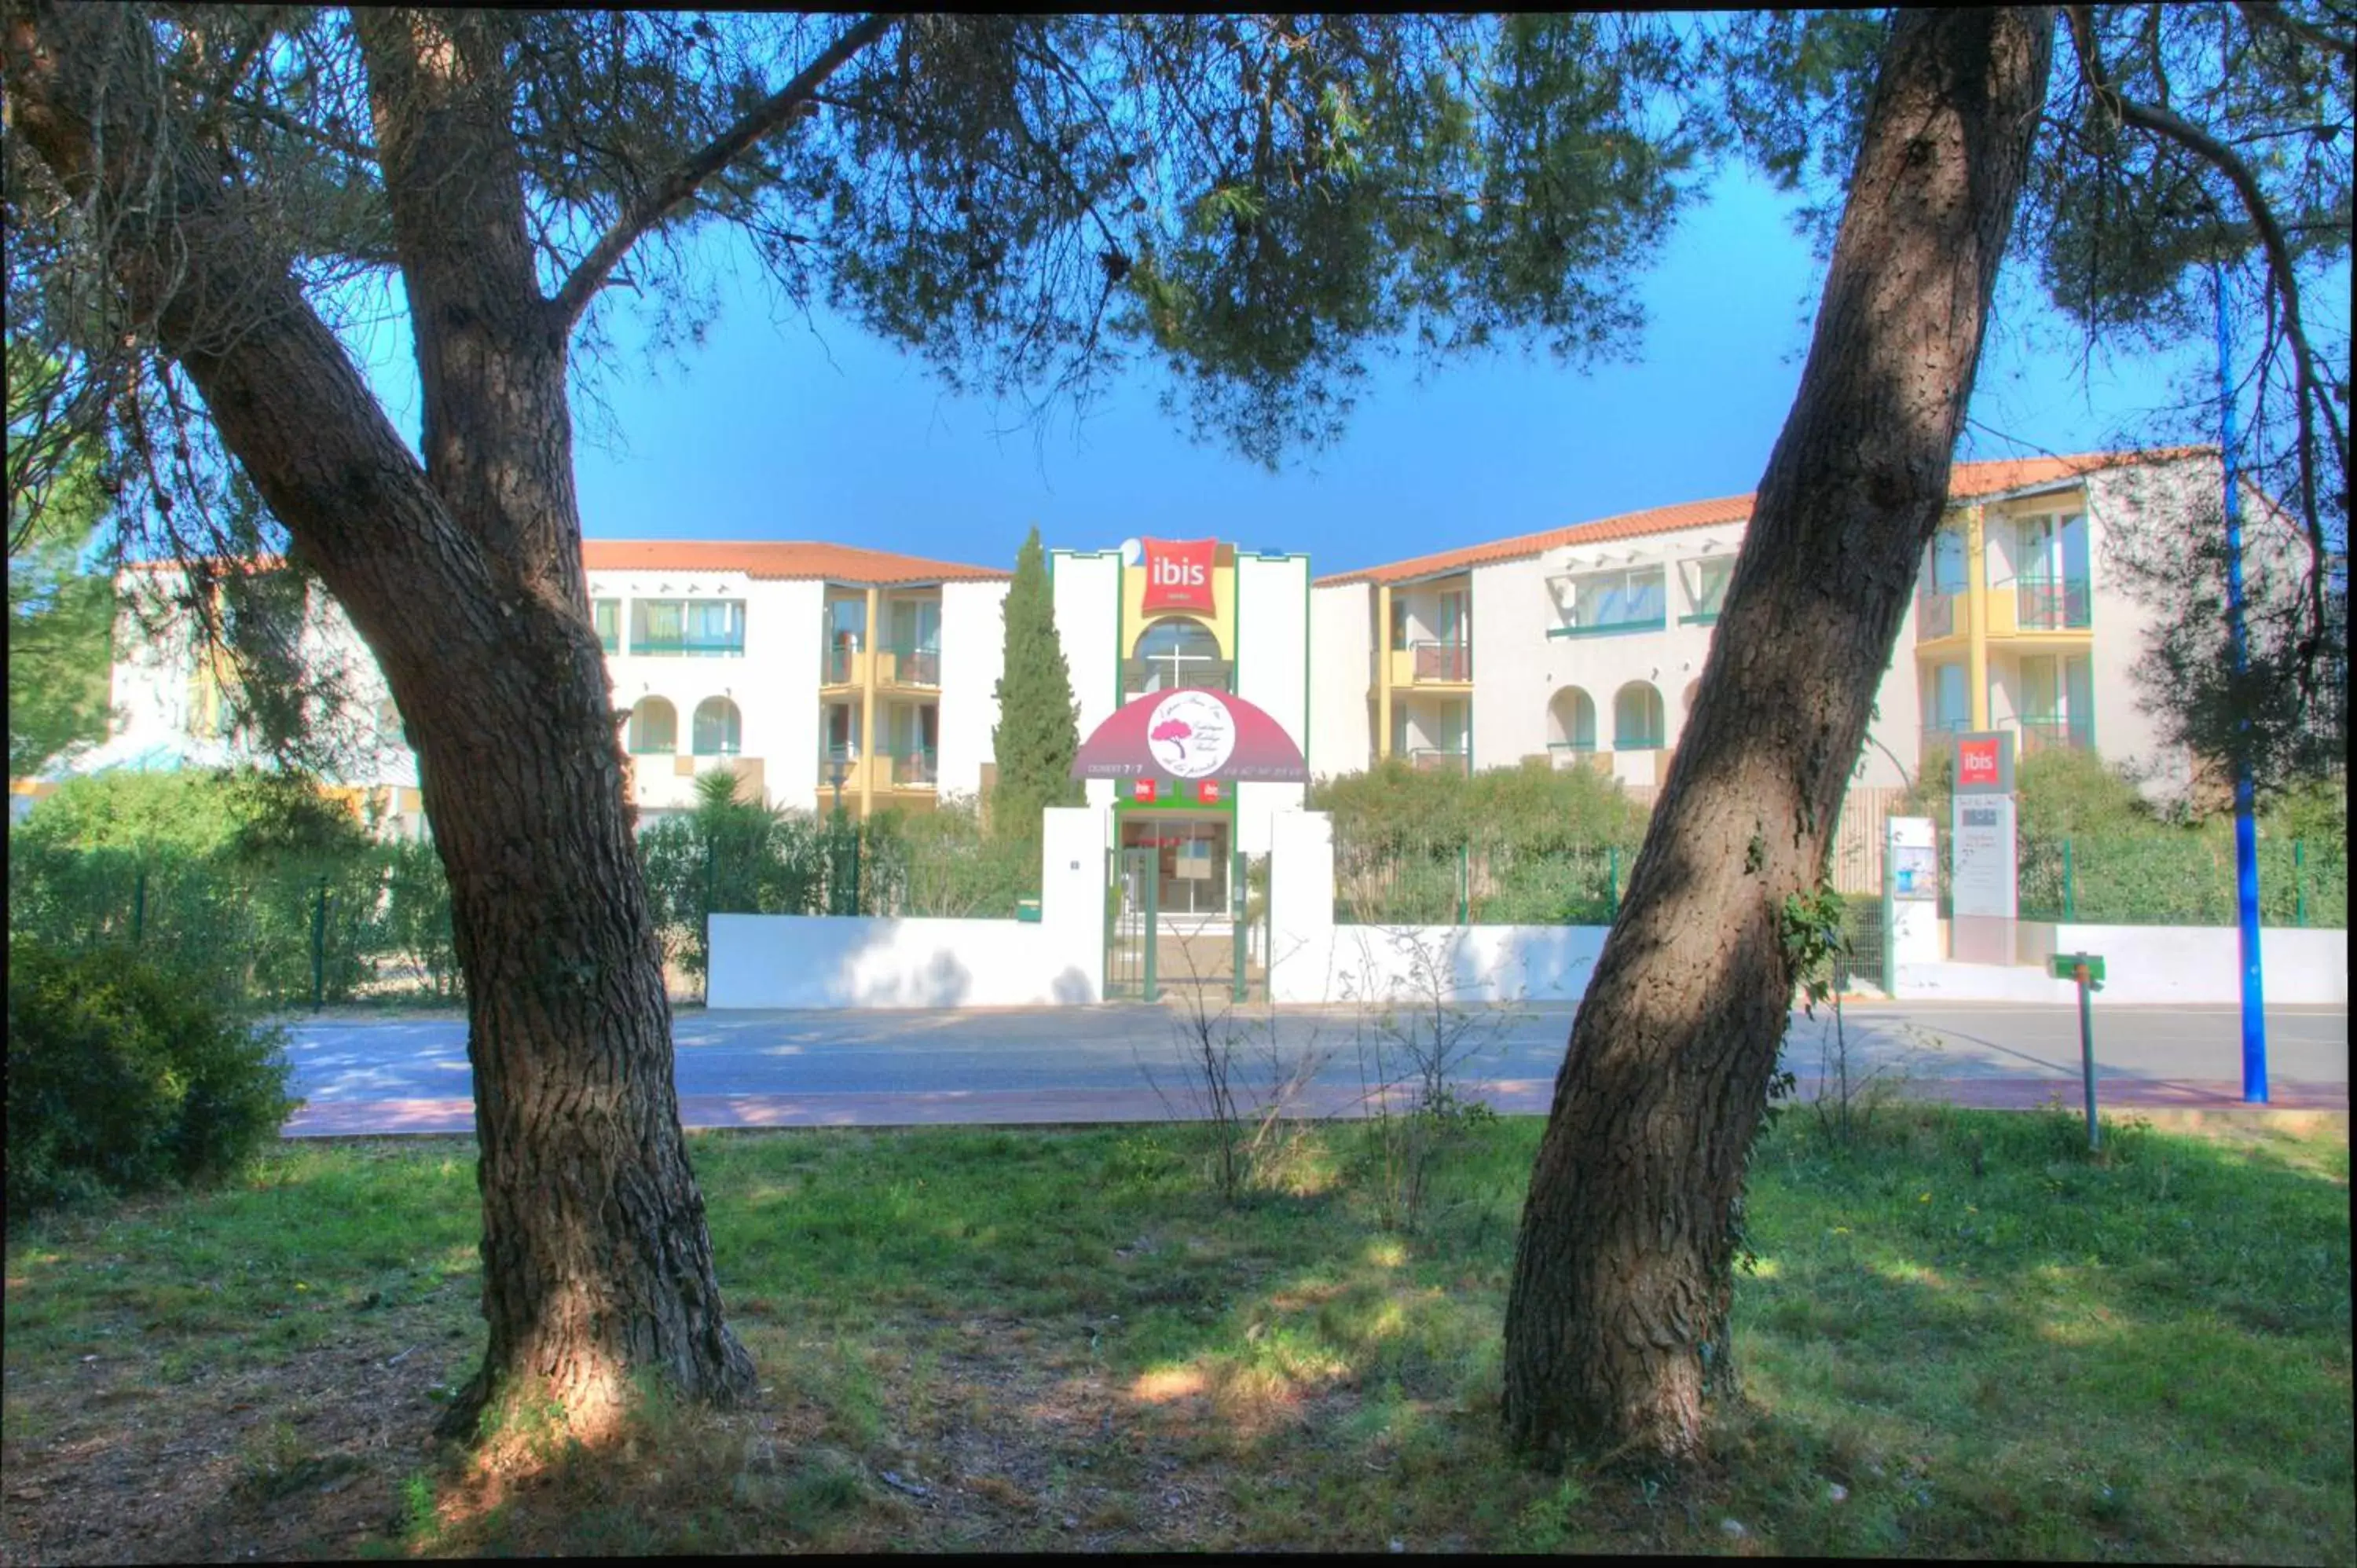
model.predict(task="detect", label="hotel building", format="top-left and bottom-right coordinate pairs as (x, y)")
top-left (79, 449), bottom-right (2220, 855)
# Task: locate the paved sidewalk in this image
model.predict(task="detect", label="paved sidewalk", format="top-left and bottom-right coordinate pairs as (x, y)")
top-left (282, 1070), bottom-right (2348, 1138)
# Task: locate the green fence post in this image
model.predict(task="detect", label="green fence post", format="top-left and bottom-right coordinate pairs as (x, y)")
top-left (310, 874), bottom-right (328, 1009)
top-left (133, 866), bottom-right (148, 946)
top-left (2062, 837), bottom-right (2076, 922)
top-left (2294, 838), bottom-right (2307, 928)
top-left (1608, 845), bottom-right (1621, 922)
top-left (1457, 842), bottom-right (1471, 925)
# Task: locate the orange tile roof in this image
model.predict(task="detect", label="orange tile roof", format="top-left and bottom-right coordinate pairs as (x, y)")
top-left (581, 539), bottom-right (1009, 584)
top-left (1315, 448), bottom-right (2210, 587)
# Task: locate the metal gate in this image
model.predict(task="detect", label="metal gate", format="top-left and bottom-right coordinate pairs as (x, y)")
top-left (1105, 846), bottom-right (1158, 1001)
top-left (1834, 896), bottom-right (1885, 995)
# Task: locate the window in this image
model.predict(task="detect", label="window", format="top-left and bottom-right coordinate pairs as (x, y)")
top-left (885, 703), bottom-right (939, 785)
top-left (823, 599), bottom-right (866, 682)
top-left (1926, 529), bottom-right (1968, 594)
top-left (884, 597), bottom-right (942, 686)
top-left (1435, 588), bottom-right (1468, 644)
top-left (1547, 687), bottom-right (1596, 752)
top-left (1563, 568), bottom-right (1666, 634)
top-left (1613, 682), bottom-right (1664, 750)
top-left (1128, 617), bottom-right (1229, 694)
top-left (593, 598), bottom-right (620, 653)
top-left (1388, 594), bottom-right (1409, 651)
top-left (691, 696), bottom-right (742, 757)
top-left (2014, 511), bottom-right (2091, 628)
top-left (1684, 558), bottom-right (1731, 621)
top-left (1930, 662), bottom-right (1969, 731)
top-left (627, 697), bottom-right (677, 754)
top-left (632, 599), bottom-right (744, 655)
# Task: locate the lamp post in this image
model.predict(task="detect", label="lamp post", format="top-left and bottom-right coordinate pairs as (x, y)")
top-left (827, 751), bottom-right (852, 916)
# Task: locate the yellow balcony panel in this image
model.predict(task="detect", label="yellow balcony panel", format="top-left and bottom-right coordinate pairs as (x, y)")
top-left (1387, 642), bottom-right (1473, 688)
top-left (819, 647), bottom-right (871, 689)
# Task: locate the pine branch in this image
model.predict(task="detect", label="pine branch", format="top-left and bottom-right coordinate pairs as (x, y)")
top-left (2064, 2), bottom-right (2341, 669)
top-left (549, 13), bottom-right (899, 331)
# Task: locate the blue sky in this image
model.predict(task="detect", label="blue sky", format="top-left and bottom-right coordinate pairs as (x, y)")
top-left (356, 164), bottom-right (2238, 579)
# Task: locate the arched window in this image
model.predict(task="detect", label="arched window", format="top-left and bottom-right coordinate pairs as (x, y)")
top-left (628, 696), bottom-right (677, 755)
top-left (692, 696), bottom-right (742, 757)
top-left (1546, 687), bottom-right (1596, 753)
top-left (1131, 617), bottom-right (1227, 692)
top-left (1614, 682), bottom-right (1664, 751)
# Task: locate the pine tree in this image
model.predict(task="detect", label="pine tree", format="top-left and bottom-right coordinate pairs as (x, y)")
top-left (990, 526), bottom-right (1082, 847)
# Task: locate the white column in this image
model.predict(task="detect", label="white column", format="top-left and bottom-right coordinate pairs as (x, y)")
top-left (1266, 809), bottom-right (1336, 1003)
top-left (1040, 804), bottom-right (1112, 1003)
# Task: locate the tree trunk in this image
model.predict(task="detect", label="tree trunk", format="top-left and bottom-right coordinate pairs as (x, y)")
top-left (7, 2), bottom-right (755, 1440)
top-left (1501, 7), bottom-right (2053, 1465)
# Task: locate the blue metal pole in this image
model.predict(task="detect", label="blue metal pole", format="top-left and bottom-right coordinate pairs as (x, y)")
top-left (2216, 266), bottom-right (2267, 1103)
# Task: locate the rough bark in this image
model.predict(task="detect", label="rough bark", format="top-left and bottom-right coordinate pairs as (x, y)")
top-left (1501, 6), bottom-right (2054, 1464)
top-left (5, 2), bottom-right (756, 1438)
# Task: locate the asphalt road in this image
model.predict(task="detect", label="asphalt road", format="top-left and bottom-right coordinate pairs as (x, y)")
top-left (280, 1001), bottom-right (2348, 1127)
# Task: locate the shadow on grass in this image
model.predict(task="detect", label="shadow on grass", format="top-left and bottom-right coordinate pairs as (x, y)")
top-left (3, 1108), bottom-right (2348, 1557)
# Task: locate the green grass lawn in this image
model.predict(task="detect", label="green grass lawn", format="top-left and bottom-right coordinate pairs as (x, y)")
top-left (3, 1105), bottom-right (2348, 1559)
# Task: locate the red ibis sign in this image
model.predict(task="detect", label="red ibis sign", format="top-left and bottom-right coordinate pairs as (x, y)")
top-left (1139, 537), bottom-right (1217, 614)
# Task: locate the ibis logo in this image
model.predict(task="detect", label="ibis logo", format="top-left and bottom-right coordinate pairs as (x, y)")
top-left (1139, 537), bottom-right (1217, 613)
top-left (1957, 737), bottom-right (2002, 789)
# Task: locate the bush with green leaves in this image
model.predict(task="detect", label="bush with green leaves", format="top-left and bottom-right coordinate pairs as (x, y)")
top-left (6, 940), bottom-right (299, 1214)
top-left (1317, 757), bottom-right (1645, 924)
top-left (1904, 749), bottom-right (2344, 926)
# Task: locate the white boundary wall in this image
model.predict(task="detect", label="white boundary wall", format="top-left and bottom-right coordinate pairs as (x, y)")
top-left (1280, 925), bottom-right (1609, 1006)
top-left (1901, 925), bottom-right (2346, 1005)
top-left (709, 914), bottom-right (1101, 1008)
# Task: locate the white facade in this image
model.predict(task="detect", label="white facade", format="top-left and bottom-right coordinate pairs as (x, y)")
top-left (84, 452), bottom-right (2236, 842)
top-left (1304, 453), bottom-right (2222, 801)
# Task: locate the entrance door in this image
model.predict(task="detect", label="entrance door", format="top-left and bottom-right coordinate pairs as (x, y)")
top-left (1121, 815), bottom-right (1231, 918)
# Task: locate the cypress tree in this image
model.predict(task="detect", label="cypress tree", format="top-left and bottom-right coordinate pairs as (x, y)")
top-left (990, 526), bottom-right (1083, 847)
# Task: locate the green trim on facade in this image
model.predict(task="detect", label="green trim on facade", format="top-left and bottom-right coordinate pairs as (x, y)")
top-left (1678, 611), bottom-right (1721, 627)
top-left (1546, 617), bottom-right (1669, 639)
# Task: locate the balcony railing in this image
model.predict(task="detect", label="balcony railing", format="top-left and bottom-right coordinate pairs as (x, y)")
top-left (886, 748), bottom-right (940, 787)
top-left (629, 634), bottom-right (745, 657)
top-left (878, 643), bottom-right (941, 688)
top-left (1406, 746), bottom-right (1470, 775)
top-left (1411, 639), bottom-right (1471, 683)
top-left (1917, 591), bottom-right (1959, 639)
top-left (823, 645), bottom-right (861, 685)
top-left (2015, 574), bottom-right (2092, 632)
top-left (2018, 716), bottom-right (2094, 756)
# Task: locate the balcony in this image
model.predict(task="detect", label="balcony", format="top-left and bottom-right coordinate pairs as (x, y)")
top-left (2014, 574), bottom-right (2091, 632)
top-left (877, 643), bottom-right (941, 689)
top-left (629, 634), bottom-right (744, 657)
top-left (885, 747), bottom-right (939, 788)
top-left (821, 646), bottom-right (867, 687)
top-left (1407, 746), bottom-right (1470, 775)
top-left (1916, 591), bottom-right (1959, 640)
top-left (2018, 716), bottom-right (2094, 757)
top-left (1409, 639), bottom-right (1471, 684)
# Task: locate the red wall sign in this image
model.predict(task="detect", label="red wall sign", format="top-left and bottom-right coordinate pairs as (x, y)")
top-left (1139, 537), bottom-right (1217, 614)
top-left (1957, 737), bottom-right (2002, 789)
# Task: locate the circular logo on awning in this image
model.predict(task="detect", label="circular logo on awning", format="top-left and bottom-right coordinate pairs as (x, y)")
top-left (1146, 690), bottom-right (1235, 779)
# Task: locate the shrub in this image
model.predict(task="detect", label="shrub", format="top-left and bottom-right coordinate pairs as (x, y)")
top-left (6, 942), bottom-right (299, 1214)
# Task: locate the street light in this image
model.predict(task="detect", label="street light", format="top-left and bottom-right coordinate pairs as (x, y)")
top-left (826, 749), bottom-right (852, 916)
